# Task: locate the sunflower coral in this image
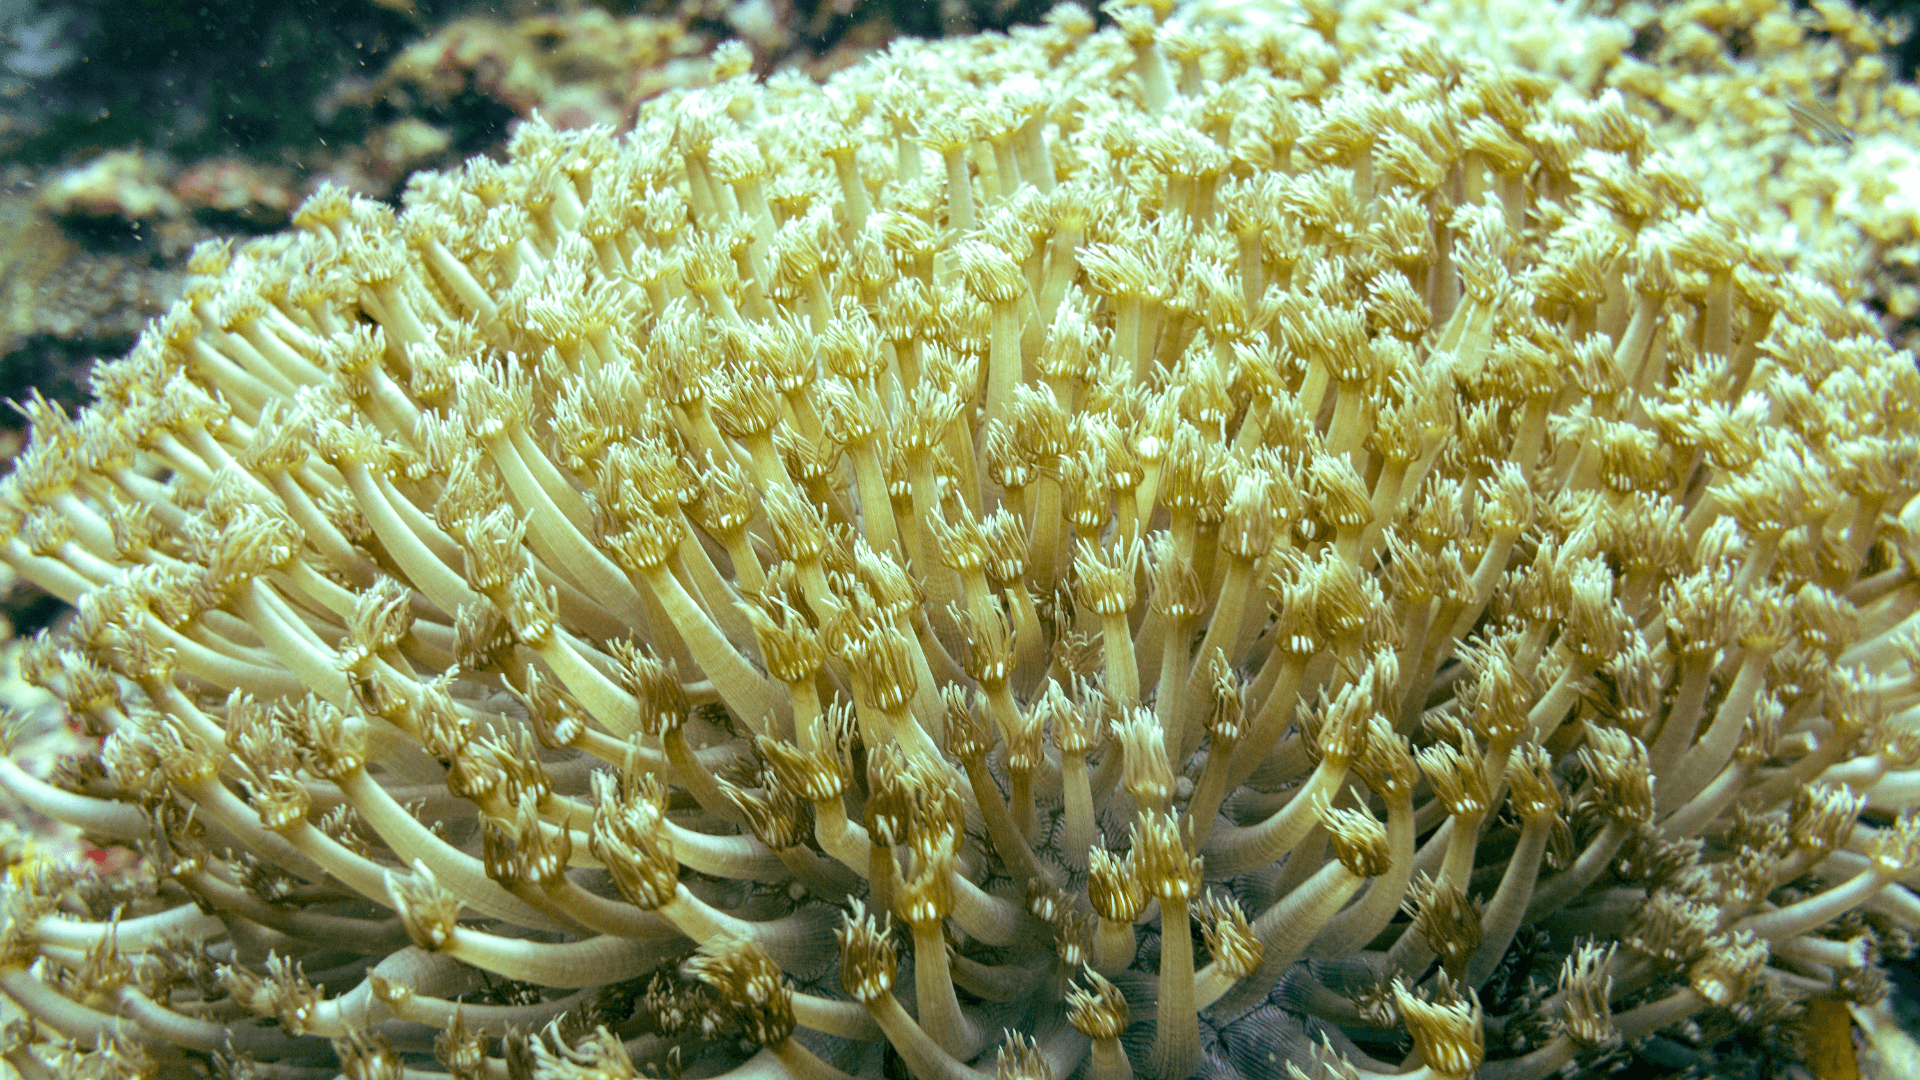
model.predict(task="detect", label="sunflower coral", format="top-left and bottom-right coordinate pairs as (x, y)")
top-left (3, 3), bottom-right (1920, 1079)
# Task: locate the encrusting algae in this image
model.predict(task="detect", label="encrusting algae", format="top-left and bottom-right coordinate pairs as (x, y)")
top-left (1, 1), bottom-right (1920, 1078)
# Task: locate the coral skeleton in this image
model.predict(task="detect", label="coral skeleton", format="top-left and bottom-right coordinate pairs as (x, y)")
top-left (2, 1), bottom-right (1920, 1078)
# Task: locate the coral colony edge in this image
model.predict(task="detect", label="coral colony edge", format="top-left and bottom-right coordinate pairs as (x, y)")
top-left (1, 1), bottom-right (1919, 1078)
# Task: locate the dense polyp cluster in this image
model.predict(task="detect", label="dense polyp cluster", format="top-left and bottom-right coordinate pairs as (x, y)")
top-left (4, 2), bottom-right (1920, 1078)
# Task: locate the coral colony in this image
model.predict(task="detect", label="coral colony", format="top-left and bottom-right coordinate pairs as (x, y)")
top-left (2, 1), bottom-right (1920, 1078)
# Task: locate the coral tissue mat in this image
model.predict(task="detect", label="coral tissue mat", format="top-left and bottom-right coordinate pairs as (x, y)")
top-left (1, 4), bottom-right (1919, 1080)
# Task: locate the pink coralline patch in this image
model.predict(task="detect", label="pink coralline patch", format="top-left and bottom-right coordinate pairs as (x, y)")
top-left (368, 9), bottom-right (709, 130)
top-left (172, 158), bottom-right (297, 227)
top-left (77, 844), bottom-right (135, 874)
top-left (535, 83), bottom-right (628, 133)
